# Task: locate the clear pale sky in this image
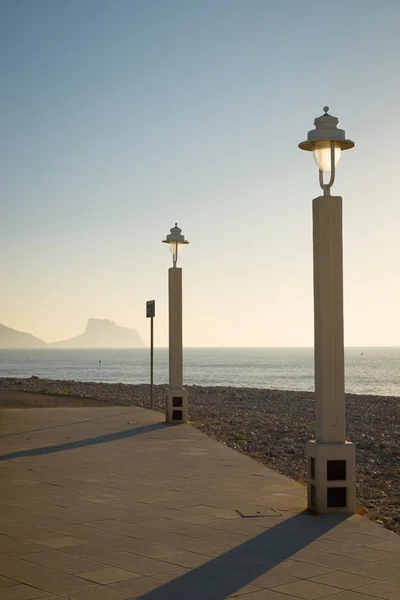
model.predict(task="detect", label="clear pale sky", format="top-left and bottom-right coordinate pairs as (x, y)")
top-left (1, 0), bottom-right (399, 347)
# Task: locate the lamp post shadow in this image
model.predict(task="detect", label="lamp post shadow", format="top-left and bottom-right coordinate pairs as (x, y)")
top-left (0, 422), bottom-right (168, 461)
top-left (139, 511), bottom-right (350, 599)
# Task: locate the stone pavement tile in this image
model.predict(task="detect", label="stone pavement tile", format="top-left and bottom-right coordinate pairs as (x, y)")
top-left (85, 550), bottom-right (151, 571)
top-left (167, 536), bottom-right (231, 557)
top-left (365, 540), bottom-right (400, 554)
top-left (355, 577), bottom-right (400, 600)
top-left (311, 571), bottom-right (381, 590)
top-left (64, 587), bottom-right (132, 600)
top-left (0, 523), bottom-right (39, 538)
top-left (158, 568), bottom-right (264, 598)
top-left (273, 579), bottom-right (342, 598)
top-left (0, 555), bottom-right (32, 574)
top-left (113, 575), bottom-right (221, 599)
top-left (193, 576), bottom-right (263, 598)
top-left (202, 519), bottom-right (263, 535)
top-left (1, 563), bottom-right (62, 584)
top-left (132, 517), bottom-right (188, 532)
top-left (102, 511), bottom-right (163, 525)
top-left (196, 557), bottom-right (258, 581)
top-left (269, 560), bottom-right (335, 579)
top-left (35, 597), bottom-right (67, 600)
top-left (151, 523), bottom-right (218, 540)
top-left (0, 584), bottom-right (51, 599)
top-left (0, 574), bottom-right (18, 588)
top-left (22, 553), bottom-right (112, 576)
top-left (44, 508), bottom-right (115, 524)
top-left (225, 589), bottom-right (304, 599)
top-left (94, 551), bottom-right (180, 576)
top-left (79, 567), bottom-right (141, 584)
top-left (205, 531), bottom-right (254, 547)
top-left (341, 519), bottom-right (394, 538)
top-left (168, 513), bottom-right (220, 525)
top-left (111, 575), bottom-right (170, 596)
top-left (375, 556), bottom-right (400, 569)
top-left (318, 592), bottom-right (383, 600)
top-left (125, 556), bottom-right (184, 576)
top-left (291, 548), bottom-right (366, 571)
top-left (61, 537), bottom-right (148, 557)
top-left (42, 542), bottom-right (109, 559)
top-left (0, 536), bottom-right (46, 556)
top-left (86, 519), bottom-right (148, 536)
top-left (129, 543), bottom-right (182, 559)
top-left (307, 539), bottom-right (393, 562)
top-left (18, 549), bottom-right (90, 568)
top-left (224, 582), bottom-right (264, 597)
top-left (149, 567), bottom-right (191, 583)
top-left (29, 574), bottom-right (97, 595)
top-left (42, 525), bottom-right (122, 543)
top-left (7, 515), bottom-right (74, 531)
top-left (326, 531), bottom-right (393, 546)
top-left (149, 500), bottom-right (206, 513)
top-left (183, 505), bottom-right (241, 520)
top-left (135, 530), bottom-right (199, 545)
top-left (251, 571), bottom-right (301, 588)
top-left (339, 561), bottom-right (400, 581)
top-left (158, 550), bottom-right (211, 569)
top-left (87, 550), bottom-right (145, 570)
top-left (31, 536), bottom-right (88, 550)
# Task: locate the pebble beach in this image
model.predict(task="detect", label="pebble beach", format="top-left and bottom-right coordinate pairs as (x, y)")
top-left (1, 377), bottom-right (399, 535)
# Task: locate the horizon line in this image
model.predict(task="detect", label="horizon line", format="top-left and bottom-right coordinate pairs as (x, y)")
top-left (1, 346), bottom-right (399, 350)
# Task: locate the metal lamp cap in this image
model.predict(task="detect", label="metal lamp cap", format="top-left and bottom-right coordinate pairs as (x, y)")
top-left (298, 106), bottom-right (355, 151)
top-left (162, 223), bottom-right (189, 244)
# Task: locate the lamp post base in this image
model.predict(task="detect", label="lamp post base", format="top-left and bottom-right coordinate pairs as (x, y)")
top-left (165, 389), bottom-right (188, 424)
top-left (306, 440), bottom-right (356, 514)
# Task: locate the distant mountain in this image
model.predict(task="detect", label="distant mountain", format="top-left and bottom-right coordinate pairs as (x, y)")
top-left (0, 324), bottom-right (46, 348)
top-left (0, 319), bottom-right (144, 349)
top-left (50, 319), bottom-right (144, 348)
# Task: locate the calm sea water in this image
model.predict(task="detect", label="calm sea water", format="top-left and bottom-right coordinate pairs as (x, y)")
top-left (0, 348), bottom-right (399, 396)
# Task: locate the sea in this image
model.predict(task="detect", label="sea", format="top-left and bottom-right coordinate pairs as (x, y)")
top-left (0, 347), bottom-right (399, 396)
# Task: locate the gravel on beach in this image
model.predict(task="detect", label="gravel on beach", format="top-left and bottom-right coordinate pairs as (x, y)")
top-left (1, 377), bottom-right (399, 535)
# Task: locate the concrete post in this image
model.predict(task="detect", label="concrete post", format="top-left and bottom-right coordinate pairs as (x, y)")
top-left (306, 195), bottom-right (356, 514)
top-left (165, 267), bottom-right (187, 424)
top-left (169, 268), bottom-right (183, 389)
top-left (313, 196), bottom-right (345, 444)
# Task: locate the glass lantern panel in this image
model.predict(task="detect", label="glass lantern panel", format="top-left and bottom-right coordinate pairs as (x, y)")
top-left (168, 241), bottom-right (182, 265)
top-left (313, 141), bottom-right (341, 173)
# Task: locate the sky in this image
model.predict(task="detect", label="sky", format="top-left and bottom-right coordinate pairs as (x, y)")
top-left (1, 0), bottom-right (399, 347)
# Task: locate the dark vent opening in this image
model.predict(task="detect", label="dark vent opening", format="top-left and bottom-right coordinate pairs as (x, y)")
top-left (172, 410), bottom-right (183, 421)
top-left (327, 460), bottom-right (346, 481)
top-left (327, 487), bottom-right (347, 508)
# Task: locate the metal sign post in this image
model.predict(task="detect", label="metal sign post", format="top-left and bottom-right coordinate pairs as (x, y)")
top-left (146, 300), bottom-right (155, 409)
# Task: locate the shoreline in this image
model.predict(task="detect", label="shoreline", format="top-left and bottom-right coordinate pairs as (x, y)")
top-left (1, 377), bottom-right (399, 535)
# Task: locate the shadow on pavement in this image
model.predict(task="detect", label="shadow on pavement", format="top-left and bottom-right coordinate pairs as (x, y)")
top-left (0, 422), bottom-right (167, 461)
top-left (140, 511), bottom-right (350, 599)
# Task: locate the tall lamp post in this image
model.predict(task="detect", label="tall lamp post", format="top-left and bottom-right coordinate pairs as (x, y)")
top-left (299, 107), bottom-right (356, 513)
top-left (162, 223), bottom-right (189, 424)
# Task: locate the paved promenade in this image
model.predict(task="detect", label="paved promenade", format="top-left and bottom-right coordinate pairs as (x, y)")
top-left (0, 403), bottom-right (399, 599)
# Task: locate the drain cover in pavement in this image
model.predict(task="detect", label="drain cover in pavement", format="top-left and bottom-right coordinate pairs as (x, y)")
top-left (235, 508), bottom-right (281, 518)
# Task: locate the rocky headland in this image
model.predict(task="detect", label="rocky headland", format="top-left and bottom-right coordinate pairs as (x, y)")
top-left (0, 319), bottom-right (144, 348)
top-left (0, 377), bottom-right (398, 534)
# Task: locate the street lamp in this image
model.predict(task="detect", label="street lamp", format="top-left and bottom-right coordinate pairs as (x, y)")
top-left (299, 106), bottom-right (355, 195)
top-left (163, 223), bottom-right (189, 267)
top-left (299, 108), bottom-right (356, 514)
top-left (162, 223), bottom-right (189, 424)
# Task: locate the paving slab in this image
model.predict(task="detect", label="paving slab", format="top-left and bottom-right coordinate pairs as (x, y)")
top-left (0, 403), bottom-right (399, 599)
